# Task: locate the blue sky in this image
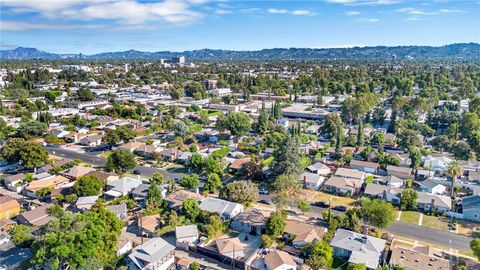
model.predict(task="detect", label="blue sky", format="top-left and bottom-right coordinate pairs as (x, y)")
top-left (1, 0), bottom-right (479, 54)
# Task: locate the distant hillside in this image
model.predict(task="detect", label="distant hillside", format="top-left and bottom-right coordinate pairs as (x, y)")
top-left (1, 43), bottom-right (479, 60)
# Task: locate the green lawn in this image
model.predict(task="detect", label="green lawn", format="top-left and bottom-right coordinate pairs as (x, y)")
top-left (422, 215), bottom-right (449, 231)
top-left (99, 151), bottom-right (112, 159)
top-left (400, 211), bottom-right (421, 224)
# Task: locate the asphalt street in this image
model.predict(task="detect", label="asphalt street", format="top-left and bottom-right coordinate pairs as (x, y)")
top-left (45, 146), bottom-right (186, 180)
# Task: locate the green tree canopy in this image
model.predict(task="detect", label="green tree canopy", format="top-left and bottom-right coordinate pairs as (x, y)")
top-left (106, 149), bottom-right (137, 172)
top-left (73, 175), bottom-right (105, 196)
top-left (216, 112), bottom-right (252, 137)
top-left (219, 180), bottom-right (258, 205)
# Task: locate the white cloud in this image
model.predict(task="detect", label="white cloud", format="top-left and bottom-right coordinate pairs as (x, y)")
top-left (2, 0), bottom-right (205, 28)
top-left (327, 0), bottom-right (400, 6)
top-left (267, 8), bottom-right (313, 16)
top-left (0, 21), bottom-right (77, 31)
top-left (395, 7), bottom-right (426, 15)
top-left (439, 8), bottom-right (463, 13)
top-left (215, 9), bottom-right (232, 15)
top-left (357, 18), bottom-right (380, 22)
top-left (346, 11), bottom-right (361, 16)
top-left (267, 8), bottom-right (289, 14)
top-left (292, 10), bottom-right (312, 16)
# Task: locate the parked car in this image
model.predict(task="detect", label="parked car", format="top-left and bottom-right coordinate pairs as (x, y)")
top-left (311, 201), bottom-right (330, 208)
top-left (133, 169), bottom-right (141, 175)
top-left (258, 199), bottom-right (272, 205)
top-left (333, 205), bottom-right (347, 212)
top-left (259, 188), bottom-right (269, 195)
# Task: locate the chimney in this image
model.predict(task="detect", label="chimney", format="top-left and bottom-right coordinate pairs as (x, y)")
top-left (362, 226), bottom-right (369, 236)
top-left (303, 175), bottom-right (307, 189)
top-left (431, 199), bottom-right (435, 211)
top-left (383, 190), bottom-right (388, 202)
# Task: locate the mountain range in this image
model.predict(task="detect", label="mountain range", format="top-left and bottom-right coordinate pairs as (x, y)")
top-left (1, 43), bottom-right (479, 60)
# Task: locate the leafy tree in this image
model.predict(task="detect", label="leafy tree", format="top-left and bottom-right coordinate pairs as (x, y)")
top-left (190, 261), bottom-right (201, 270)
top-left (217, 112), bottom-right (252, 137)
top-left (185, 82), bottom-right (207, 100)
top-left (73, 175), bottom-right (105, 196)
top-left (397, 129), bottom-right (421, 149)
top-left (8, 224), bottom-right (33, 247)
top-left (408, 147), bottom-right (421, 169)
top-left (430, 135), bottom-right (451, 151)
top-left (204, 173), bottom-right (222, 193)
top-left (180, 198), bottom-right (201, 221)
top-left (173, 120), bottom-right (190, 139)
top-left (452, 141), bottom-right (475, 160)
top-left (471, 238), bottom-right (480, 260)
top-left (30, 207), bottom-right (123, 269)
top-left (146, 181), bottom-right (163, 208)
top-left (0, 138), bottom-right (26, 163)
top-left (447, 161), bottom-right (464, 194)
top-left (205, 156), bottom-right (224, 176)
top-left (371, 132), bottom-right (385, 145)
top-left (298, 201), bottom-right (311, 214)
top-left (116, 126), bottom-right (136, 142)
top-left (150, 172), bottom-right (165, 185)
top-left (19, 142), bottom-right (48, 169)
top-left (241, 161), bottom-right (262, 180)
top-left (169, 87), bottom-right (184, 100)
top-left (273, 173), bottom-right (301, 209)
top-left (189, 153), bottom-right (205, 170)
top-left (257, 108), bottom-right (273, 135)
top-left (357, 119), bottom-right (364, 147)
top-left (219, 180), bottom-right (258, 205)
top-left (400, 188), bottom-right (418, 210)
top-left (77, 87), bottom-right (94, 101)
top-left (320, 113), bottom-right (343, 139)
top-left (272, 135), bottom-right (303, 176)
top-left (347, 263), bottom-right (367, 270)
top-left (361, 199), bottom-right (396, 228)
top-left (204, 214), bottom-right (223, 239)
top-left (17, 121), bottom-right (47, 139)
top-left (179, 174), bottom-right (200, 191)
top-left (106, 149), bottom-right (137, 172)
top-left (266, 211), bottom-right (287, 237)
top-left (305, 240), bottom-right (333, 270)
top-left (261, 235), bottom-right (274, 248)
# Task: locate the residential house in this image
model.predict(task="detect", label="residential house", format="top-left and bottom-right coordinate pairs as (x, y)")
top-left (0, 196), bottom-right (20, 220)
top-left (284, 220), bottom-right (326, 248)
top-left (132, 183), bottom-right (168, 204)
top-left (64, 132), bottom-right (86, 143)
top-left (418, 179), bottom-right (447, 195)
top-left (105, 204), bottom-right (128, 221)
top-left (2, 173), bottom-right (25, 193)
top-left (417, 192), bottom-right (452, 213)
top-left (229, 157), bottom-right (251, 172)
top-left (299, 172), bottom-right (325, 190)
top-left (62, 166), bottom-right (96, 180)
top-left (0, 220), bottom-right (16, 232)
top-left (231, 208), bottom-right (269, 236)
top-left (461, 195), bottom-right (480, 222)
top-left (160, 148), bottom-right (184, 161)
top-left (116, 236), bottom-right (133, 256)
top-left (306, 162), bottom-right (331, 175)
top-left (75, 196), bottom-right (99, 212)
top-left (323, 176), bottom-right (363, 196)
top-left (175, 225), bottom-right (199, 249)
top-left (84, 170), bottom-right (119, 183)
top-left (139, 215), bottom-right (161, 237)
top-left (387, 165), bottom-right (413, 179)
top-left (78, 134), bottom-right (103, 147)
top-left (364, 184), bottom-right (403, 205)
top-left (379, 175), bottom-right (404, 188)
top-left (389, 246), bottom-right (448, 270)
top-left (135, 144), bottom-right (158, 159)
top-left (264, 250), bottom-right (296, 270)
top-left (330, 228), bottom-right (386, 269)
top-left (423, 156), bottom-right (453, 175)
top-left (104, 176), bottom-right (144, 200)
top-left (335, 168), bottom-right (366, 181)
top-left (350, 160), bottom-right (379, 174)
top-left (26, 175), bottom-right (70, 197)
top-left (216, 237), bottom-right (244, 259)
top-left (119, 141), bottom-right (143, 152)
top-left (200, 197), bottom-right (244, 221)
top-left (165, 189), bottom-right (204, 210)
top-left (128, 237), bottom-right (175, 270)
top-left (16, 204), bottom-right (53, 226)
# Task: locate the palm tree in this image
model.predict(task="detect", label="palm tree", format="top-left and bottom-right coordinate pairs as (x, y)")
top-left (447, 160), bottom-right (464, 195)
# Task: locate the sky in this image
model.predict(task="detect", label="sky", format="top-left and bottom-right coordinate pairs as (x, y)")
top-left (1, 0), bottom-right (479, 54)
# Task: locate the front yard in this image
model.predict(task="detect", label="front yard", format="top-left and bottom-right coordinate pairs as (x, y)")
top-left (400, 211), bottom-right (421, 224)
top-left (422, 214), bottom-right (450, 231)
top-left (312, 191), bottom-right (359, 208)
